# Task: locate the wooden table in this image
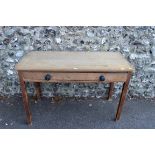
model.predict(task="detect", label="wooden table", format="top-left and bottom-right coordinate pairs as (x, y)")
top-left (16, 51), bottom-right (134, 124)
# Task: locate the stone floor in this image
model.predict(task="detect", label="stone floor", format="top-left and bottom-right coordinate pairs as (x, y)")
top-left (0, 96), bottom-right (155, 129)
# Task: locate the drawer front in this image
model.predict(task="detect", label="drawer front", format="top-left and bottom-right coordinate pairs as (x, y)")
top-left (22, 72), bottom-right (128, 82)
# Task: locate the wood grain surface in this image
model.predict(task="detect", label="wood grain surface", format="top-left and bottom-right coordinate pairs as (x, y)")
top-left (16, 51), bottom-right (134, 72)
top-left (22, 71), bottom-right (128, 82)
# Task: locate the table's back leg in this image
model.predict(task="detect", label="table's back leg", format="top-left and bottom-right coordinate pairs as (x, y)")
top-left (18, 71), bottom-right (32, 125)
top-left (115, 72), bottom-right (131, 120)
top-left (34, 82), bottom-right (42, 100)
top-left (107, 82), bottom-right (114, 101)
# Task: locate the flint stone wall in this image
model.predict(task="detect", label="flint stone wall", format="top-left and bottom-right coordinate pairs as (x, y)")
top-left (0, 26), bottom-right (155, 98)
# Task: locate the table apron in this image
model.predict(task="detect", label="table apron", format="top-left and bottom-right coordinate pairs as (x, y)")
top-left (20, 71), bottom-right (129, 83)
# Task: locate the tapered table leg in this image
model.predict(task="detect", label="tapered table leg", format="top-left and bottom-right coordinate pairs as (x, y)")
top-left (107, 82), bottom-right (114, 101)
top-left (34, 82), bottom-right (41, 100)
top-left (18, 71), bottom-right (32, 125)
top-left (115, 72), bottom-right (131, 120)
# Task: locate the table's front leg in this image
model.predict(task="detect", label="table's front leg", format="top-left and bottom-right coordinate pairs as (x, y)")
top-left (115, 72), bottom-right (131, 120)
top-left (18, 71), bottom-right (32, 125)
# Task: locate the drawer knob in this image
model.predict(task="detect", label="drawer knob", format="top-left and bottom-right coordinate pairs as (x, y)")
top-left (45, 74), bottom-right (51, 81)
top-left (99, 75), bottom-right (105, 81)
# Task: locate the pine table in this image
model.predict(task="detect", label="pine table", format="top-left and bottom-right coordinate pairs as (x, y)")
top-left (16, 51), bottom-right (134, 125)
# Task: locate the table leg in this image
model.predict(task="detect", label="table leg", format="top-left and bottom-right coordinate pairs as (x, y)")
top-left (115, 72), bottom-right (131, 120)
top-left (18, 71), bottom-right (32, 125)
top-left (34, 82), bottom-right (41, 100)
top-left (107, 82), bottom-right (114, 101)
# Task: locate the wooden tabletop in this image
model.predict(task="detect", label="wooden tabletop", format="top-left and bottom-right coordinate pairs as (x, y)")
top-left (15, 51), bottom-right (134, 72)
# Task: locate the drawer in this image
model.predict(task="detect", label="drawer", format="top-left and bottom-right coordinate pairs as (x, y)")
top-left (21, 71), bottom-right (128, 82)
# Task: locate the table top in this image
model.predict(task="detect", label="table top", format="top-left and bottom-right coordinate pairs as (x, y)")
top-left (15, 51), bottom-right (134, 72)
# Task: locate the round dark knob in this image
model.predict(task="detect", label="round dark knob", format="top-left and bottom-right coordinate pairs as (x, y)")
top-left (45, 74), bottom-right (51, 81)
top-left (99, 75), bottom-right (105, 81)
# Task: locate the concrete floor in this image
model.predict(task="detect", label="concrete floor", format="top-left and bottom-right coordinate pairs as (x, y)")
top-left (0, 96), bottom-right (155, 129)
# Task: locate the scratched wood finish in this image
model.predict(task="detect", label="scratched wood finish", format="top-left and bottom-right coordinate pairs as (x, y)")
top-left (22, 71), bottom-right (128, 82)
top-left (16, 51), bottom-right (134, 72)
top-left (16, 51), bottom-right (134, 124)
